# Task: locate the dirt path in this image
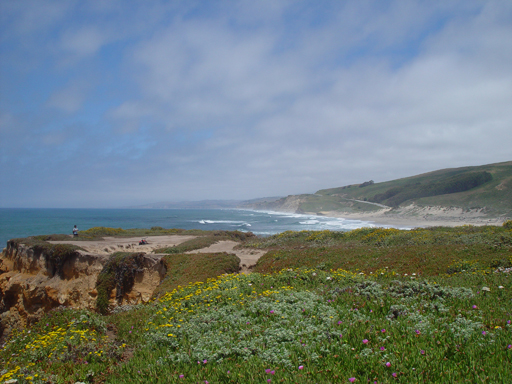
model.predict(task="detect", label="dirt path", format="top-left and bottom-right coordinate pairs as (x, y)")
top-left (185, 240), bottom-right (266, 273)
top-left (49, 235), bottom-right (197, 255)
top-left (49, 236), bottom-right (266, 272)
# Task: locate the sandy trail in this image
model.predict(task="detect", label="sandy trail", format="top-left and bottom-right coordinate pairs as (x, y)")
top-left (185, 240), bottom-right (266, 273)
top-left (49, 235), bottom-right (197, 255)
top-left (49, 236), bottom-right (267, 272)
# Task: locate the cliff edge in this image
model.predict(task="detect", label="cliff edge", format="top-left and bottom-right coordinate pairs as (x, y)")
top-left (0, 238), bottom-right (167, 341)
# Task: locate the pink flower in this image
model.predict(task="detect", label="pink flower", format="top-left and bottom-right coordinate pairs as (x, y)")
top-left (203, 359), bottom-right (207, 364)
top-left (420, 350), bottom-right (425, 355)
top-left (472, 305), bottom-right (477, 309)
top-left (349, 378), bottom-right (356, 383)
top-left (392, 372), bottom-right (397, 377)
top-left (338, 321), bottom-right (342, 325)
top-left (482, 331), bottom-right (487, 336)
top-left (179, 375), bottom-right (184, 379)
top-left (298, 365), bottom-right (304, 370)
top-left (271, 370), bottom-right (275, 375)
top-left (270, 310), bottom-right (274, 314)
top-left (362, 339), bottom-right (369, 344)
top-left (265, 369), bottom-right (271, 374)
top-left (508, 345), bottom-right (512, 349)
top-left (267, 380), bottom-right (271, 383)
top-left (380, 346), bottom-right (385, 351)
top-left (386, 362), bottom-right (391, 367)
top-left (381, 329), bottom-right (386, 333)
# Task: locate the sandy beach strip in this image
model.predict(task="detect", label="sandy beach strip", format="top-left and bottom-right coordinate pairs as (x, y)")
top-left (314, 205), bottom-right (509, 228)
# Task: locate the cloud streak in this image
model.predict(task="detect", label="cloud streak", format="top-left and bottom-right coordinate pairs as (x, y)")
top-left (1, 0), bottom-right (511, 208)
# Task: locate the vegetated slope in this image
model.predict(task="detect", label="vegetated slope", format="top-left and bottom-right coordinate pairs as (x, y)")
top-left (314, 160), bottom-right (512, 216)
top-left (2, 224), bottom-right (512, 384)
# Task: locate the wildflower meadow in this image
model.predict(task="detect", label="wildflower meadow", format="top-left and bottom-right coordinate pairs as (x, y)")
top-left (1, 224), bottom-right (511, 383)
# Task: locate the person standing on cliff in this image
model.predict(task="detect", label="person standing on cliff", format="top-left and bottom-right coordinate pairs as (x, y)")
top-left (73, 225), bottom-right (78, 237)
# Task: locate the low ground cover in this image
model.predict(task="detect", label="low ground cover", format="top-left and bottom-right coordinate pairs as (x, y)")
top-left (1, 225), bottom-right (511, 383)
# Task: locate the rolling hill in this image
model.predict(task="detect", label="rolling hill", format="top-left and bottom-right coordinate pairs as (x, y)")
top-left (241, 161), bottom-right (512, 220)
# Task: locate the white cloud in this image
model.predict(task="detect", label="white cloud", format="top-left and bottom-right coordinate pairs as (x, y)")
top-left (60, 26), bottom-right (107, 58)
top-left (1, 1), bottom-right (512, 207)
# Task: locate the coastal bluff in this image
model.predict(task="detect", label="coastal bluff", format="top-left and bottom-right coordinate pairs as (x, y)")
top-left (0, 238), bottom-right (169, 341)
top-left (0, 233), bottom-right (264, 341)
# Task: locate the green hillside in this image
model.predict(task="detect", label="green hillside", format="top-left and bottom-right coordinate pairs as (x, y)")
top-left (315, 161), bottom-right (512, 216)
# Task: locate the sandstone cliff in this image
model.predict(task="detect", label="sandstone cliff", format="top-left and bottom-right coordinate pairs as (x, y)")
top-left (0, 240), bottom-right (166, 341)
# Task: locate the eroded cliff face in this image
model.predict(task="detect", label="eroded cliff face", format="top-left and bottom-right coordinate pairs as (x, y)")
top-left (0, 241), bottom-right (166, 340)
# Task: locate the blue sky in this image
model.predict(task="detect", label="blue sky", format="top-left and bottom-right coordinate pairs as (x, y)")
top-left (1, 0), bottom-right (511, 208)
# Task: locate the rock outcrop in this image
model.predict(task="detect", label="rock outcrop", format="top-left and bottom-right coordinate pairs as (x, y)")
top-left (0, 240), bottom-right (166, 341)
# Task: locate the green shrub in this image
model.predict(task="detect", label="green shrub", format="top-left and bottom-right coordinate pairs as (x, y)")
top-left (96, 252), bottom-right (146, 314)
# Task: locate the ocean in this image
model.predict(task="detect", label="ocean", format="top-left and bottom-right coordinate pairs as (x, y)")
top-left (0, 208), bottom-right (382, 248)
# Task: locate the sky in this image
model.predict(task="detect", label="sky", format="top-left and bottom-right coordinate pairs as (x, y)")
top-left (1, 0), bottom-right (511, 208)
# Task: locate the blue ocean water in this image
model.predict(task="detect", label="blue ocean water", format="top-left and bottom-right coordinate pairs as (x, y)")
top-left (0, 208), bottom-right (381, 248)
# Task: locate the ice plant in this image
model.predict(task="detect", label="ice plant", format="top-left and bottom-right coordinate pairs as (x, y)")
top-left (298, 365), bottom-right (304, 370)
top-left (386, 362), bottom-right (391, 367)
top-left (363, 339), bottom-right (369, 344)
top-left (349, 378), bottom-right (356, 383)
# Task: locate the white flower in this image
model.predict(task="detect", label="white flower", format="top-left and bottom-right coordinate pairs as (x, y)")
top-left (326, 277), bottom-right (332, 280)
top-left (482, 287), bottom-right (491, 292)
top-left (498, 286), bottom-right (504, 289)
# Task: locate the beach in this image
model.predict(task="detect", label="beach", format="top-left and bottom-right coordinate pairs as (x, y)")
top-left (315, 204), bottom-right (509, 228)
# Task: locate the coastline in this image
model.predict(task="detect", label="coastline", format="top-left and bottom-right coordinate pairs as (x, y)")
top-left (312, 205), bottom-right (510, 228)
top-left (246, 204), bottom-right (510, 229)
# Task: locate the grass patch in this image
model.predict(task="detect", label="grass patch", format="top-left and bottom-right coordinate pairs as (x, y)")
top-left (154, 230), bottom-right (255, 254)
top-left (153, 252), bottom-right (240, 298)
